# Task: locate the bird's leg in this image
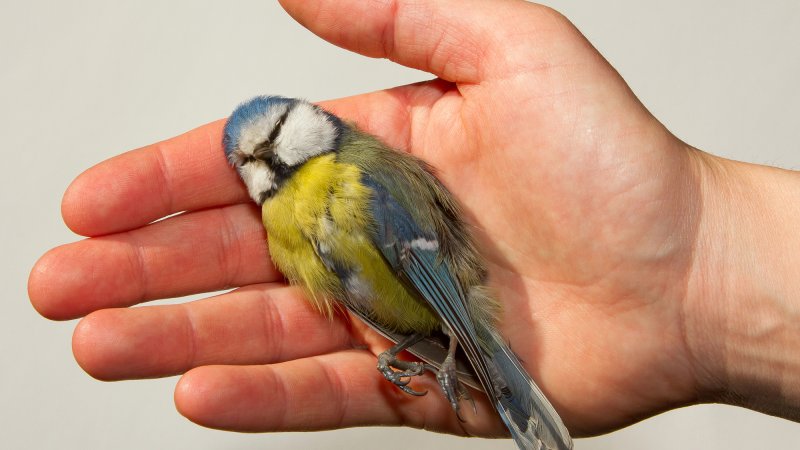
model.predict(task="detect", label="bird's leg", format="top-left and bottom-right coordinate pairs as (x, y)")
top-left (377, 333), bottom-right (436, 396)
top-left (436, 332), bottom-right (476, 421)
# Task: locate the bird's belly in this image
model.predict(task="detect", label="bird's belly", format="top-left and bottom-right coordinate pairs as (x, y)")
top-left (262, 155), bottom-right (439, 334)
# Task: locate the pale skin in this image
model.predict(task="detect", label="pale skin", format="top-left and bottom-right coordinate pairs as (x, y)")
top-left (27, 0), bottom-right (800, 440)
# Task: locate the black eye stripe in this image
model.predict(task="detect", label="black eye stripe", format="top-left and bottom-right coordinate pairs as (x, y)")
top-left (231, 151), bottom-right (250, 167)
top-left (239, 103), bottom-right (297, 169)
top-left (267, 106), bottom-right (292, 144)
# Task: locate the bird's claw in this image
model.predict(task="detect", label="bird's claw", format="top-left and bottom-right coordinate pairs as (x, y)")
top-left (375, 333), bottom-right (472, 413)
top-left (436, 359), bottom-right (474, 420)
top-left (397, 383), bottom-right (428, 397)
top-left (377, 347), bottom-right (429, 396)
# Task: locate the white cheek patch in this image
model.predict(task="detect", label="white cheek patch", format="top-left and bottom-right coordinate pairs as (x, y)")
top-left (237, 106), bottom-right (288, 155)
top-left (238, 162), bottom-right (275, 203)
top-left (275, 102), bottom-right (338, 166)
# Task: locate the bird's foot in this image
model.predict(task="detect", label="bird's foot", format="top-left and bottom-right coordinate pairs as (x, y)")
top-left (376, 332), bottom-right (474, 416)
top-left (378, 354), bottom-right (431, 396)
top-left (436, 351), bottom-right (476, 420)
top-left (376, 333), bottom-right (432, 396)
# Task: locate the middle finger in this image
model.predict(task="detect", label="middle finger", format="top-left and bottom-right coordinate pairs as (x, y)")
top-left (31, 203), bottom-right (278, 320)
top-left (72, 283), bottom-right (354, 380)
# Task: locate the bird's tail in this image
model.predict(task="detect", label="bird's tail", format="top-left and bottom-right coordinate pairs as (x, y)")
top-left (481, 330), bottom-right (573, 450)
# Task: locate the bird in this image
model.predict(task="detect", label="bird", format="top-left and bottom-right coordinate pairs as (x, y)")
top-left (222, 95), bottom-right (572, 450)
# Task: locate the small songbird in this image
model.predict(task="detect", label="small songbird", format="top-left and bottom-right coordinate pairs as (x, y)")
top-left (222, 96), bottom-right (572, 450)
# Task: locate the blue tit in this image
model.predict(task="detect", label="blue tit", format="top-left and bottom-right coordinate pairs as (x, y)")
top-left (222, 96), bottom-right (572, 450)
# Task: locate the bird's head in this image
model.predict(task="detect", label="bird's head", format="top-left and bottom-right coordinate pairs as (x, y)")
top-left (223, 96), bottom-right (344, 204)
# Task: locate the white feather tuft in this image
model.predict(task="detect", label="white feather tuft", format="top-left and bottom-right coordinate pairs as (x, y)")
top-left (274, 101), bottom-right (338, 166)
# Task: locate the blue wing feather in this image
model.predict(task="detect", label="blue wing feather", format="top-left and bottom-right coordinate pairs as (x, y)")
top-left (362, 175), bottom-right (497, 392)
top-left (362, 173), bottom-right (573, 450)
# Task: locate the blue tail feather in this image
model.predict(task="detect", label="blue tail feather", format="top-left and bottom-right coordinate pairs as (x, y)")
top-left (484, 331), bottom-right (573, 450)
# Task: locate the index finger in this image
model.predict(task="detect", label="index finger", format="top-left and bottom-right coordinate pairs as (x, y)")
top-left (62, 120), bottom-right (248, 237)
top-left (61, 83), bottom-right (448, 237)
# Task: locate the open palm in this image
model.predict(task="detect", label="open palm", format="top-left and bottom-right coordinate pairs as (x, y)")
top-left (29, 0), bottom-right (706, 440)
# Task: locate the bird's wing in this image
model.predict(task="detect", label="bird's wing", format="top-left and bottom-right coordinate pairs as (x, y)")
top-left (303, 192), bottom-right (480, 388)
top-left (360, 174), bottom-right (572, 450)
top-left (359, 174), bottom-right (498, 397)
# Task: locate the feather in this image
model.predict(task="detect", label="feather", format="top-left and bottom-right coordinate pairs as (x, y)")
top-left (226, 97), bottom-right (571, 450)
top-left (355, 167), bottom-right (572, 450)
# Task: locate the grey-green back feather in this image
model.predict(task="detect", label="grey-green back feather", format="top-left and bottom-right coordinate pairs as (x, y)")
top-left (337, 128), bottom-right (487, 289)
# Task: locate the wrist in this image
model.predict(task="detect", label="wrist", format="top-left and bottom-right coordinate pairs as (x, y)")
top-left (684, 150), bottom-right (800, 419)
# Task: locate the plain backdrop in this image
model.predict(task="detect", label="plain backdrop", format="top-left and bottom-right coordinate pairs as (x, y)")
top-left (3, 1), bottom-right (799, 449)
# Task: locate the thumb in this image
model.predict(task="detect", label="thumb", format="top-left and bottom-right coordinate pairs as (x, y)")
top-left (278, 0), bottom-right (569, 83)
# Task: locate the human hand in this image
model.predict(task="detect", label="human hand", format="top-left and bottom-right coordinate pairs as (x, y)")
top-left (28, 0), bottom-right (800, 440)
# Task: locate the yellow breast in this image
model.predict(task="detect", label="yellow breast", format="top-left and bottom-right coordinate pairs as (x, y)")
top-left (261, 154), bottom-right (439, 333)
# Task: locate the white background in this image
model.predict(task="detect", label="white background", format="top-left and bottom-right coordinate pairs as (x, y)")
top-left (3, 1), bottom-right (799, 449)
